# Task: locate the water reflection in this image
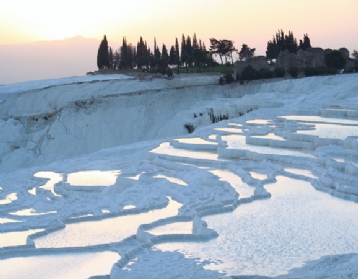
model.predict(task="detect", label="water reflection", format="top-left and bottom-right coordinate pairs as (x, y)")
top-left (0, 229), bottom-right (44, 247)
top-left (250, 172), bottom-right (267, 180)
top-left (35, 197), bottom-right (182, 248)
top-left (10, 208), bottom-right (57, 216)
top-left (246, 119), bottom-right (270, 125)
top-left (211, 170), bottom-right (254, 199)
top-left (66, 170), bottom-right (120, 186)
top-left (34, 172), bottom-right (62, 197)
top-left (251, 133), bottom-right (285, 141)
top-left (154, 174), bottom-right (188, 186)
top-left (0, 218), bottom-right (22, 224)
top-left (284, 168), bottom-right (317, 178)
top-left (0, 192), bottom-right (17, 205)
top-left (147, 221), bottom-right (192, 235)
top-left (0, 251), bottom-right (120, 279)
top-left (157, 177), bottom-right (358, 276)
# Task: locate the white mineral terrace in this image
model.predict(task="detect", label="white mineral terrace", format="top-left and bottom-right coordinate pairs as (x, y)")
top-left (1, 73), bottom-right (358, 279)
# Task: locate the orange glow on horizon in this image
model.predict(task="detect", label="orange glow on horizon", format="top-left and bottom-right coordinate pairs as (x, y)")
top-left (0, 0), bottom-right (357, 54)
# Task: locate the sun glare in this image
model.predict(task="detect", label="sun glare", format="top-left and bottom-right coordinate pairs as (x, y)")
top-left (39, 22), bottom-right (88, 41)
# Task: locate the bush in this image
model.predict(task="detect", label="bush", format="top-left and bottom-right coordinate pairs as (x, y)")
top-left (355, 60), bottom-right (358, 72)
top-left (158, 67), bottom-right (167, 75)
top-left (167, 68), bottom-right (173, 78)
top-left (256, 68), bottom-right (273, 79)
top-left (346, 67), bottom-right (354, 73)
top-left (273, 67), bottom-right (285, 77)
top-left (219, 74), bottom-right (234, 85)
top-left (325, 50), bottom-right (346, 70)
top-left (304, 67), bottom-right (315, 76)
top-left (224, 73), bottom-right (234, 84)
top-left (240, 65), bottom-right (256, 82)
top-left (289, 66), bottom-right (299, 78)
top-left (318, 66), bottom-right (328, 75)
top-left (211, 61), bottom-right (220, 67)
top-left (304, 66), bottom-right (327, 77)
top-left (219, 77), bottom-right (224, 85)
top-left (305, 67), bottom-right (318, 77)
top-left (235, 72), bottom-right (240, 81)
top-left (327, 67), bottom-right (338, 75)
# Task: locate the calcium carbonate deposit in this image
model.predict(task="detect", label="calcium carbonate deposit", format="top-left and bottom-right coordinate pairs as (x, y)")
top-left (1, 73), bottom-right (358, 279)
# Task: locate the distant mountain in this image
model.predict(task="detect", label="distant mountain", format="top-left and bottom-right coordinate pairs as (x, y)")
top-left (0, 36), bottom-right (120, 84)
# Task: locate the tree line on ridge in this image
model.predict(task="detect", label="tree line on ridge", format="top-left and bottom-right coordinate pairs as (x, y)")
top-left (97, 30), bottom-right (358, 77)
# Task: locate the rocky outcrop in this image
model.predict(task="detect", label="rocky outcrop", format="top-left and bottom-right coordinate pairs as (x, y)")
top-left (276, 48), bottom-right (325, 69)
top-left (234, 47), bottom-right (353, 75)
top-left (234, 56), bottom-right (269, 75)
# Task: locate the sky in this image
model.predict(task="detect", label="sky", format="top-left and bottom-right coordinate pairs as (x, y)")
top-left (1, 0), bottom-right (358, 55)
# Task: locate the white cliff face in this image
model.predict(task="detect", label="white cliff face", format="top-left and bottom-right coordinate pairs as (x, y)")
top-left (1, 73), bottom-right (358, 279)
top-left (2, 73), bottom-right (356, 173)
top-left (0, 74), bottom-right (226, 171)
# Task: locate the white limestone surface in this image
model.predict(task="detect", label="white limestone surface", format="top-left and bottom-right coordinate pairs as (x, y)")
top-left (1, 73), bottom-right (358, 279)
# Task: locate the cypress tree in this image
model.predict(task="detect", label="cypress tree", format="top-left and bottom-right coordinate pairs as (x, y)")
top-left (97, 35), bottom-right (110, 70)
top-left (192, 33), bottom-right (198, 50)
top-left (120, 37), bottom-right (127, 69)
top-left (109, 47), bottom-right (113, 69)
top-left (144, 41), bottom-right (149, 68)
top-left (169, 46), bottom-right (175, 66)
top-left (154, 37), bottom-right (157, 57)
top-left (303, 34), bottom-right (311, 50)
top-left (175, 37), bottom-right (180, 73)
top-left (186, 35), bottom-right (192, 67)
top-left (154, 41), bottom-right (161, 68)
top-left (136, 36), bottom-right (146, 69)
top-left (161, 44), bottom-right (169, 68)
top-left (127, 43), bottom-right (135, 69)
top-left (181, 34), bottom-right (187, 67)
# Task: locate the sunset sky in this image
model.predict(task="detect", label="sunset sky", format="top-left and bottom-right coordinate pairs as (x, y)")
top-left (1, 0), bottom-right (358, 55)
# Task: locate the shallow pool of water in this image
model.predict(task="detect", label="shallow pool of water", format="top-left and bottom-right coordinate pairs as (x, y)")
top-left (208, 134), bottom-right (217, 140)
top-left (250, 172), bottom-right (267, 180)
top-left (0, 251), bottom-right (120, 279)
top-left (157, 176), bottom-right (358, 276)
top-left (222, 135), bottom-right (315, 158)
top-left (0, 218), bottom-right (22, 224)
top-left (0, 229), bottom-right (44, 247)
top-left (66, 170), bottom-right (120, 186)
top-left (279, 115), bottom-right (358, 125)
top-left (9, 208), bottom-right (57, 216)
top-left (154, 174), bottom-right (188, 186)
top-left (246, 119), bottom-right (270, 125)
top-left (175, 137), bottom-right (217, 145)
top-left (147, 221), bottom-right (193, 235)
top-left (297, 123), bottom-right (358, 139)
top-left (150, 142), bottom-right (222, 161)
top-left (34, 171), bottom-right (63, 197)
top-left (210, 170), bottom-right (254, 199)
top-left (251, 133), bottom-right (285, 141)
top-left (215, 128), bottom-right (243, 134)
top-left (34, 197), bottom-right (182, 248)
top-left (284, 168), bottom-right (317, 179)
top-left (0, 192), bottom-right (17, 205)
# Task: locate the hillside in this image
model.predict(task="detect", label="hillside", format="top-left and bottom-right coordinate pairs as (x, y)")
top-left (1, 73), bottom-right (358, 279)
